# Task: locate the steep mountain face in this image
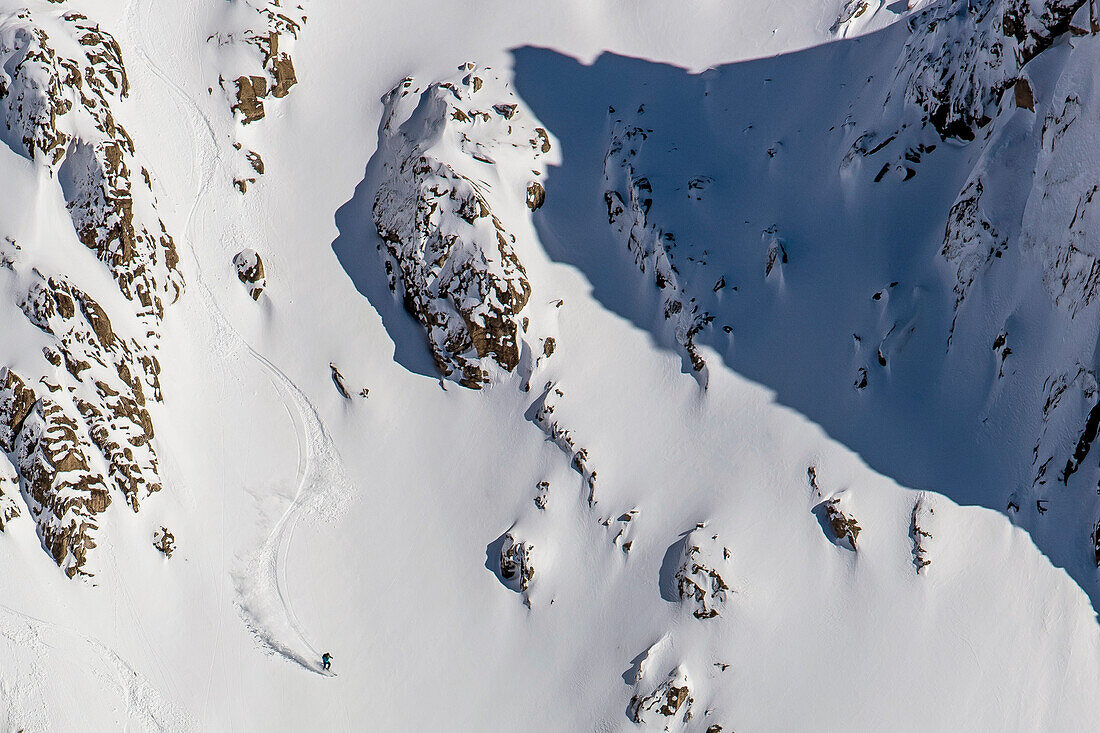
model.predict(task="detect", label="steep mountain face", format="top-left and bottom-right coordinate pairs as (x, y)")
top-left (0, 7), bottom-right (179, 577)
top-left (895, 0), bottom-right (1100, 555)
top-left (506, 0), bottom-right (1100, 597)
top-left (1, 0), bottom-right (1100, 730)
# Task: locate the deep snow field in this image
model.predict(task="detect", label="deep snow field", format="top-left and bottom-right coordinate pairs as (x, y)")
top-left (1, 0), bottom-right (1099, 730)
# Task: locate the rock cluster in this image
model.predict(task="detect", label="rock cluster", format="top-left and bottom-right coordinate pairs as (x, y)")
top-left (530, 383), bottom-right (598, 505)
top-left (0, 10), bottom-right (180, 577)
top-left (225, 1), bottom-right (303, 126)
top-left (674, 528), bottom-right (731, 619)
top-left (603, 121), bottom-right (711, 377)
top-left (499, 532), bottom-right (535, 592)
top-left (629, 666), bottom-right (695, 729)
top-left (372, 64), bottom-right (552, 388)
top-left (898, 0), bottom-right (1087, 141)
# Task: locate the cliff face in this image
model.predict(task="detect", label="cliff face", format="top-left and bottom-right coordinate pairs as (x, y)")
top-left (0, 8), bottom-right (180, 577)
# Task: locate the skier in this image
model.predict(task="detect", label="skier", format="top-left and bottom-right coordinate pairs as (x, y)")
top-left (322, 652), bottom-right (333, 671)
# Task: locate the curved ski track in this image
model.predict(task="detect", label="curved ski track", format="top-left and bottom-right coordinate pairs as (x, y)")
top-left (126, 0), bottom-right (353, 673)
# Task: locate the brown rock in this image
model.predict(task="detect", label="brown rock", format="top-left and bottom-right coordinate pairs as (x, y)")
top-left (1014, 78), bottom-right (1034, 111)
top-left (233, 75), bottom-right (268, 123)
top-left (233, 249), bottom-right (266, 299)
top-left (526, 181), bottom-right (545, 211)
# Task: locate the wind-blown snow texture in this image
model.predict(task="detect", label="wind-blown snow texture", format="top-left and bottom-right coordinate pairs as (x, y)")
top-left (0, 0), bottom-right (1099, 730)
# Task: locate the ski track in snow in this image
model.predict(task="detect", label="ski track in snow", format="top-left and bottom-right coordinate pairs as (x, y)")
top-left (125, 0), bottom-right (353, 674)
top-left (0, 601), bottom-right (192, 731)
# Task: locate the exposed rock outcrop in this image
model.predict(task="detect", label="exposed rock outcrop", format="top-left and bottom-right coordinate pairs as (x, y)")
top-left (533, 480), bottom-right (549, 510)
top-left (233, 248), bottom-right (266, 300)
top-left (898, 0), bottom-right (1087, 141)
top-left (674, 528), bottom-right (732, 619)
top-left (530, 382), bottom-right (598, 505)
top-left (0, 10), bottom-right (181, 577)
top-left (499, 531), bottom-right (535, 592)
top-left (764, 232), bottom-right (788, 279)
top-left (941, 176), bottom-right (1006, 316)
top-left (7, 378), bottom-right (113, 577)
top-left (1093, 517), bottom-right (1100, 567)
top-left (372, 65), bottom-right (552, 388)
top-left (329, 362), bottom-right (350, 399)
top-left (153, 526), bottom-right (175, 558)
top-left (232, 74), bottom-right (268, 124)
top-left (0, 454), bottom-right (18, 530)
top-left (629, 666), bottom-right (695, 729)
top-left (831, 0), bottom-right (872, 36)
top-left (0, 11), bottom-right (182, 319)
top-left (526, 181), bottom-right (545, 211)
top-left (213, 1), bottom-right (304, 189)
top-left (604, 121), bottom-right (711, 379)
top-left (910, 496), bottom-right (934, 573)
top-left (823, 493), bottom-right (861, 550)
top-left (21, 274), bottom-right (164, 508)
top-left (221, 1), bottom-right (304, 126)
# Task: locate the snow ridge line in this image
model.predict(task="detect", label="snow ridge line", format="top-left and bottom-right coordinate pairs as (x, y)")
top-left (125, 0), bottom-right (353, 672)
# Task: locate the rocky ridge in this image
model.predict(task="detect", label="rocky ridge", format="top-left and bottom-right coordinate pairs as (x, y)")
top-left (0, 8), bottom-right (180, 577)
top-left (603, 119), bottom-right (711, 381)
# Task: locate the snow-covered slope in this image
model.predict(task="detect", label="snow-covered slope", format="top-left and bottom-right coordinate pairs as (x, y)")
top-left (0, 0), bottom-right (1098, 730)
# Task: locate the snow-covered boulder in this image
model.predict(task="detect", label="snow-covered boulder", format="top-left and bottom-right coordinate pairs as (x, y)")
top-left (629, 666), bottom-right (695, 729)
top-left (499, 532), bottom-right (535, 592)
top-left (674, 528), bottom-right (731, 619)
top-left (372, 64), bottom-right (552, 388)
top-left (823, 494), bottom-right (862, 550)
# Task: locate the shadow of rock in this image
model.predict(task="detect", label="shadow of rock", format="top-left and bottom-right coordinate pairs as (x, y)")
top-left (331, 108), bottom-right (441, 383)
top-left (484, 530), bottom-right (518, 593)
top-left (509, 40), bottom-right (1100, 608)
top-left (658, 530), bottom-right (692, 603)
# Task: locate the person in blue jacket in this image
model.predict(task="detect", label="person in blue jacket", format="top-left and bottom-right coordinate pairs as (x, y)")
top-left (322, 652), bottom-right (333, 671)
